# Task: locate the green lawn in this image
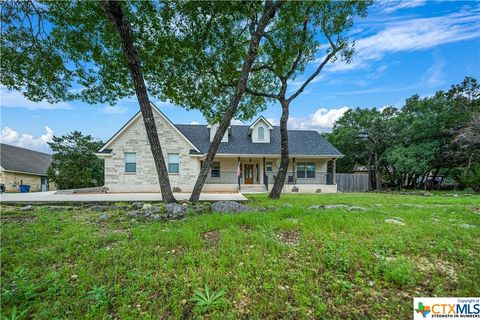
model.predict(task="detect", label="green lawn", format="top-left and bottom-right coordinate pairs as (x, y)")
top-left (1, 193), bottom-right (479, 319)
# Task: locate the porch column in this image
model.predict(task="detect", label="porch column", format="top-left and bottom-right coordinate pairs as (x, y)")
top-left (292, 157), bottom-right (296, 184)
top-left (332, 158), bottom-right (337, 185)
top-left (262, 157), bottom-right (265, 185)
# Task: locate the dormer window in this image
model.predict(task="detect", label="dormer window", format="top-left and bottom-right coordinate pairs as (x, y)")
top-left (258, 127), bottom-right (265, 141)
top-left (249, 116), bottom-right (273, 143)
top-left (207, 124), bottom-right (231, 142)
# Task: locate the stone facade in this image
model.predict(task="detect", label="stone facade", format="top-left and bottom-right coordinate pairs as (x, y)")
top-left (0, 171), bottom-right (54, 192)
top-left (100, 109), bottom-right (337, 193)
top-left (103, 111), bottom-right (200, 192)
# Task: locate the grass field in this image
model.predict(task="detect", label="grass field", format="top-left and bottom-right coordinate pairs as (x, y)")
top-left (1, 193), bottom-right (479, 319)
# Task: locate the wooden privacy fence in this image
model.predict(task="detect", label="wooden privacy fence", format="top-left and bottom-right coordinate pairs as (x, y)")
top-left (336, 173), bottom-right (369, 192)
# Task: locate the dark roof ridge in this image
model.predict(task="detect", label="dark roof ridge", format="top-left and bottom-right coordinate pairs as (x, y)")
top-left (0, 143), bottom-right (52, 155)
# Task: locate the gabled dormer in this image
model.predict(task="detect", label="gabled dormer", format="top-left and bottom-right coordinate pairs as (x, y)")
top-left (207, 123), bottom-right (231, 142)
top-left (249, 116), bottom-right (273, 143)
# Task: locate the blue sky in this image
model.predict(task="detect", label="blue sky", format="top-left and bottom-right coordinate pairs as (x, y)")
top-left (1, 0), bottom-right (479, 153)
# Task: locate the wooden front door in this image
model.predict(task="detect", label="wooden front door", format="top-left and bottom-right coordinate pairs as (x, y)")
top-left (244, 164), bottom-right (254, 184)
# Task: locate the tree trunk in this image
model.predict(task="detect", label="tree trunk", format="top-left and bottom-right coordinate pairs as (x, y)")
top-left (189, 1), bottom-right (280, 202)
top-left (367, 154), bottom-right (372, 190)
top-left (102, 0), bottom-right (175, 203)
top-left (374, 151), bottom-right (381, 191)
top-left (430, 167), bottom-right (439, 191)
top-left (269, 98), bottom-right (289, 199)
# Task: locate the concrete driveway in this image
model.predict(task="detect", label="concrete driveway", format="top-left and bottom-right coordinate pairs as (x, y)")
top-left (0, 191), bottom-right (248, 203)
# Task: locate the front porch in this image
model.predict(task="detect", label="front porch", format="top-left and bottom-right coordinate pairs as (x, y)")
top-left (203, 156), bottom-right (338, 193)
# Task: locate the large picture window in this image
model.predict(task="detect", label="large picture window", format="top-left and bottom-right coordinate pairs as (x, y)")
top-left (297, 162), bottom-right (315, 179)
top-left (168, 153), bottom-right (179, 173)
top-left (211, 162), bottom-right (221, 177)
top-left (125, 152), bottom-right (136, 173)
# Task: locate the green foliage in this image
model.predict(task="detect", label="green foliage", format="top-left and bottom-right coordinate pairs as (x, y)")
top-left (86, 285), bottom-right (109, 310)
top-left (0, 1), bottom-right (270, 121)
top-left (47, 131), bottom-right (104, 190)
top-left (190, 284), bottom-right (226, 313)
top-left (328, 77), bottom-right (480, 189)
top-left (382, 258), bottom-right (416, 287)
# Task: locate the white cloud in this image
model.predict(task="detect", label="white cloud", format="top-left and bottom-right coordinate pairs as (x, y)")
top-left (230, 119), bottom-right (244, 125)
top-left (326, 8), bottom-right (480, 72)
top-left (1, 126), bottom-right (54, 151)
top-left (421, 55), bottom-right (446, 87)
top-left (377, 0), bottom-right (426, 14)
top-left (190, 121), bottom-right (200, 125)
top-left (101, 105), bottom-right (128, 114)
top-left (0, 87), bottom-right (73, 110)
top-left (288, 107), bottom-right (350, 132)
top-left (266, 117), bottom-right (277, 126)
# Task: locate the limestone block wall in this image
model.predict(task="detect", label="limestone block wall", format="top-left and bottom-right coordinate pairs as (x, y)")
top-left (103, 112), bottom-right (200, 190)
top-left (0, 171), bottom-right (54, 192)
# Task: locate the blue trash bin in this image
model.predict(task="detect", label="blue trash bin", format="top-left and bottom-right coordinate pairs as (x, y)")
top-left (19, 185), bottom-right (30, 193)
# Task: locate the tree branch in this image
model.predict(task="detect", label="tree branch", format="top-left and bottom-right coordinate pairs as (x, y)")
top-left (286, 51), bottom-right (335, 103)
top-left (245, 87), bottom-right (279, 99)
top-left (283, 5), bottom-right (311, 80)
top-left (286, 25), bottom-right (339, 103)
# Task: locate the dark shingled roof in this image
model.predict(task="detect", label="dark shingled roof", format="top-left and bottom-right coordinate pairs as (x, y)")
top-left (175, 125), bottom-right (343, 156)
top-left (0, 143), bottom-right (52, 175)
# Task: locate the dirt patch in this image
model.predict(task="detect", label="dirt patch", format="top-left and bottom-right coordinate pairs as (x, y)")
top-left (1, 215), bottom-right (37, 223)
top-left (238, 224), bottom-right (253, 232)
top-left (202, 230), bottom-right (221, 246)
top-left (233, 289), bottom-right (250, 315)
top-left (276, 230), bottom-right (301, 246)
top-left (416, 257), bottom-right (458, 283)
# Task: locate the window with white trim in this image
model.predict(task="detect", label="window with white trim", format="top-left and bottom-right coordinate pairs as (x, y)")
top-left (125, 152), bottom-right (136, 173)
top-left (211, 162), bottom-right (221, 177)
top-left (258, 126), bottom-right (265, 141)
top-left (297, 162), bottom-right (315, 178)
top-left (266, 161), bottom-right (273, 172)
top-left (168, 153), bottom-right (179, 173)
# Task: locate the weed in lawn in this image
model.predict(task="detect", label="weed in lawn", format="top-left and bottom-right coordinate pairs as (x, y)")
top-left (190, 284), bottom-right (227, 314)
top-left (86, 285), bottom-right (109, 310)
top-left (382, 257), bottom-right (416, 287)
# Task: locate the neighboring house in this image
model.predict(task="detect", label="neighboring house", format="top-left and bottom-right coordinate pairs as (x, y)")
top-left (97, 105), bottom-right (343, 193)
top-left (354, 165), bottom-right (369, 174)
top-left (0, 143), bottom-right (54, 192)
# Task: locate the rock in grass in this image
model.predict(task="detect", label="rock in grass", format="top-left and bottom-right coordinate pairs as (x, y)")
top-left (347, 206), bottom-right (367, 211)
top-left (126, 210), bottom-right (139, 218)
top-left (308, 204), bottom-right (351, 210)
top-left (385, 218), bottom-right (405, 226)
top-left (211, 201), bottom-right (254, 213)
top-left (142, 203), bottom-right (153, 210)
top-left (130, 202), bottom-right (143, 210)
top-left (89, 205), bottom-right (109, 211)
top-left (459, 223), bottom-right (476, 229)
top-left (97, 213), bottom-right (110, 222)
top-left (19, 205), bottom-right (34, 211)
top-left (144, 206), bottom-right (162, 218)
top-left (166, 203), bottom-right (186, 219)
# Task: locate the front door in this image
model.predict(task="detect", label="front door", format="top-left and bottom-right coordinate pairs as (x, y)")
top-left (40, 176), bottom-right (48, 192)
top-left (244, 164), bottom-right (254, 184)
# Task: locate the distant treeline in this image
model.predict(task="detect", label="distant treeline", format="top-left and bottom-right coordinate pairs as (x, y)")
top-left (326, 77), bottom-right (480, 191)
